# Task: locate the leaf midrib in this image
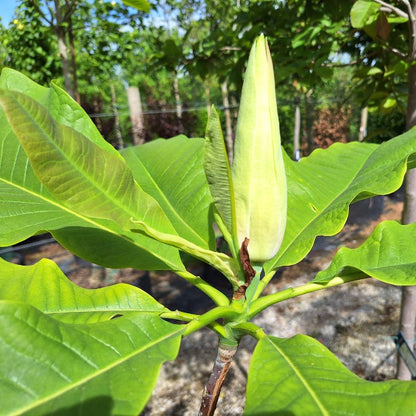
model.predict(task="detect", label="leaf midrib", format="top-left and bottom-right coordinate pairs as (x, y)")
top-left (10, 320), bottom-right (184, 415)
top-left (0, 177), bottom-right (182, 270)
top-left (126, 151), bottom-right (208, 248)
top-left (268, 338), bottom-right (329, 416)
top-left (270, 145), bottom-right (384, 270)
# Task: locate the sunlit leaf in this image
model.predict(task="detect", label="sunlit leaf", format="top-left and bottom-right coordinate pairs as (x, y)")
top-left (121, 135), bottom-right (216, 250)
top-left (245, 335), bottom-right (416, 415)
top-left (0, 257), bottom-right (165, 324)
top-left (0, 70), bottom-right (183, 271)
top-left (266, 129), bottom-right (416, 273)
top-left (0, 301), bottom-right (182, 416)
top-left (314, 220), bottom-right (416, 285)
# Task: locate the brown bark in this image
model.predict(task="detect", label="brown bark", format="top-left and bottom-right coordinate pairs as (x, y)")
top-left (398, 45), bottom-right (416, 379)
top-left (54, 0), bottom-right (75, 99)
top-left (67, 16), bottom-right (80, 103)
top-left (199, 343), bottom-right (237, 416)
top-left (173, 75), bottom-right (182, 119)
top-left (205, 81), bottom-right (211, 114)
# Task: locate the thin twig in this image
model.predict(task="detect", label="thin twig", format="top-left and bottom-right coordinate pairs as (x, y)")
top-left (379, 41), bottom-right (407, 59)
top-left (373, 0), bottom-right (408, 19)
top-left (400, 0), bottom-right (416, 60)
top-left (199, 342), bottom-right (237, 416)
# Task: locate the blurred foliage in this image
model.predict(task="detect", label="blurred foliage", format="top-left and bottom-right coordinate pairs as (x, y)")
top-left (0, 0), bottom-right (410, 149)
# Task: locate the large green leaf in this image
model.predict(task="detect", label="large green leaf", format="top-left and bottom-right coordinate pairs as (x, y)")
top-left (0, 301), bottom-right (183, 416)
top-left (314, 220), bottom-right (416, 285)
top-left (121, 135), bottom-right (216, 250)
top-left (265, 130), bottom-right (416, 273)
top-left (0, 68), bottom-right (116, 154)
top-left (0, 257), bottom-right (165, 324)
top-left (0, 89), bottom-right (170, 230)
top-left (245, 335), bottom-right (416, 415)
top-left (0, 70), bottom-right (183, 271)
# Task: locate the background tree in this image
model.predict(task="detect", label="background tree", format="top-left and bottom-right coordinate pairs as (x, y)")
top-left (346, 0), bottom-right (416, 380)
top-left (0, 2), bottom-right (60, 85)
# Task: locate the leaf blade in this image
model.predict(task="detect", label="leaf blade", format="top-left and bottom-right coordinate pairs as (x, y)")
top-left (0, 257), bottom-right (165, 324)
top-left (314, 220), bottom-right (416, 285)
top-left (266, 131), bottom-right (416, 273)
top-left (121, 135), bottom-right (216, 250)
top-left (203, 107), bottom-right (235, 238)
top-left (0, 301), bottom-right (183, 416)
top-left (245, 335), bottom-right (416, 415)
top-left (0, 77), bottom-right (184, 270)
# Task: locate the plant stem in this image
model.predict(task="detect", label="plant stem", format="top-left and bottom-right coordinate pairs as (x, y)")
top-left (176, 269), bottom-right (231, 306)
top-left (199, 341), bottom-right (237, 416)
top-left (251, 269), bottom-right (276, 300)
top-left (160, 309), bottom-right (229, 338)
top-left (248, 273), bottom-right (367, 319)
top-left (159, 309), bottom-right (200, 322)
top-left (182, 305), bottom-right (242, 337)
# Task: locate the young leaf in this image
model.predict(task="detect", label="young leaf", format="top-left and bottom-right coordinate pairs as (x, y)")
top-left (130, 219), bottom-right (240, 287)
top-left (314, 220), bottom-right (416, 285)
top-left (265, 130), bottom-right (416, 273)
top-left (0, 301), bottom-right (182, 416)
top-left (245, 335), bottom-right (416, 415)
top-left (203, 107), bottom-right (236, 241)
top-left (0, 257), bottom-right (165, 324)
top-left (121, 135), bottom-right (216, 250)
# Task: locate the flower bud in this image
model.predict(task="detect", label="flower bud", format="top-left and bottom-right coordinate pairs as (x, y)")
top-left (231, 34), bottom-right (287, 263)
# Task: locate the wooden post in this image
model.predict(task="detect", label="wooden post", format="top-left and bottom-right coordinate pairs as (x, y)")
top-left (127, 86), bottom-right (145, 145)
top-left (358, 107), bottom-right (368, 142)
top-left (293, 95), bottom-right (301, 161)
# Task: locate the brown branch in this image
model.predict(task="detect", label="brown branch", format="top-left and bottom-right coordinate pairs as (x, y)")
top-left (373, 0), bottom-right (408, 19)
top-left (380, 41), bottom-right (408, 59)
top-left (199, 343), bottom-right (237, 416)
top-left (400, 0), bottom-right (416, 60)
top-left (29, 0), bottom-right (54, 26)
top-left (398, 0), bottom-right (414, 20)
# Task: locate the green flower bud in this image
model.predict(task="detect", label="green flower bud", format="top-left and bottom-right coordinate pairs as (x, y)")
top-left (231, 34), bottom-right (287, 263)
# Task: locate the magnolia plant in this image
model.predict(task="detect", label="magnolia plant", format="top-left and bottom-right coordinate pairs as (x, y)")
top-left (1, 35), bottom-right (416, 416)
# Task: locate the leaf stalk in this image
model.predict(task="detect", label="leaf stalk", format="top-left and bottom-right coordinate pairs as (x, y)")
top-left (247, 274), bottom-right (368, 319)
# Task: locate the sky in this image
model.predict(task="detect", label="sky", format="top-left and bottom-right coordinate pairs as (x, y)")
top-left (1, 0), bottom-right (18, 24)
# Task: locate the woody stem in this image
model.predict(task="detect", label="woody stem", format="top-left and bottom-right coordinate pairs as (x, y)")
top-left (198, 341), bottom-right (238, 416)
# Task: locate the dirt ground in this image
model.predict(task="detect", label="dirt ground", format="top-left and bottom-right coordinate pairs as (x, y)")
top-left (8, 193), bottom-right (411, 415)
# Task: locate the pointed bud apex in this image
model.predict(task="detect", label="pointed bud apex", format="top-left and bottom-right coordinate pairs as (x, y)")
top-left (231, 35), bottom-right (287, 263)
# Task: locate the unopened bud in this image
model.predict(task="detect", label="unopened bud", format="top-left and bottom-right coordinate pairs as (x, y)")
top-left (231, 34), bottom-right (287, 263)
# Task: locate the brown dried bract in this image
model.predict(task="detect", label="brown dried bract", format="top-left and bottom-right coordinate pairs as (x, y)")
top-left (239, 237), bottom-right (256, 283)
top-left (234, 238), bottom-right (256, 300)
